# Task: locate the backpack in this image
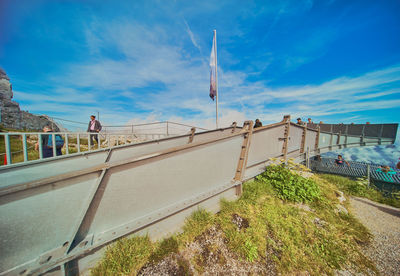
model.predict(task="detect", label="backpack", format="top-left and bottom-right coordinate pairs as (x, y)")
top-left (47, 134), bottom-right (65, 149)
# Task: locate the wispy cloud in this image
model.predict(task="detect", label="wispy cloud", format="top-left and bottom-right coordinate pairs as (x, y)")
top-left (183, 19), bottom-right (202, 54)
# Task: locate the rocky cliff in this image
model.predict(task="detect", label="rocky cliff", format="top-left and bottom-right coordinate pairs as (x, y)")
top-left (0, 68), bottom-right (60, 131)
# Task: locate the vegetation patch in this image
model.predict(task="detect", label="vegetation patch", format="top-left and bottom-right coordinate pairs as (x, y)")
top-left (91, 161), bottom-right (379, 275)
top-left (318, 173), bottom-right (400, 208)
top-left (256, 161), bottom-right (321, 203)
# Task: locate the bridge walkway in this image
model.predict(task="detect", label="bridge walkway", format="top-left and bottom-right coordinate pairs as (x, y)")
top-left (0, 116), bottom-right (397, 276)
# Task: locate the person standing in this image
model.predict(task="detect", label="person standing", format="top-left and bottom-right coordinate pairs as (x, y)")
top-left (254, 119), bottom-right (262, 128)
top-left (334, 155), bottom-right (350, 167)
top-left (35, 125), bottom-right (63, 158)
top-left (87, 115), bottom-right (102, 146)
top-left (296, 118), bottom-right (305, 126)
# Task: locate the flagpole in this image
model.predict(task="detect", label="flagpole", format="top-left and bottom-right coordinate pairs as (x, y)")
top-left (214, 30), bottom-right (219, 129)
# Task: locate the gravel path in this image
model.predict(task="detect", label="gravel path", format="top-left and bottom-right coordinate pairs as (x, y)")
top-left (349, 197), bottom-right (400, 276)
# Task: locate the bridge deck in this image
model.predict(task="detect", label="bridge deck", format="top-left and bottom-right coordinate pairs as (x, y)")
top-left (0, 117), bottom-right (397, 276)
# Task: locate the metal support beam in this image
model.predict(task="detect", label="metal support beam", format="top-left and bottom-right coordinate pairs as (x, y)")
top-left (234, 121), bottom-right (254, 196)
top-left (315, 126), bottom-right (320, 151)
top-left (188, 127), bottom-right (196, 143)
top-left (378, 124), bottom-right (384, 145)
top-left (361, 125), bottom-right (365, 145)
top-left (281, 115), bottom-right (291, 160)
top-left (300, 125), bottom-right (307, 153)
top-left (231, 122), bottom-right (237, 133)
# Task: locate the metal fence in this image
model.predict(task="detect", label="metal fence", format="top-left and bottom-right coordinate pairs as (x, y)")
top-left (309, 123), bottom-right (398, 139)
top-left (310, 158), bottom-right (400, 184)
top-left (0, 132), bottom-right (147, 166)
top-left (0, 116), bottom-right (398, 276)
top-left (101, 121), bottom-right (208, 136)
top-left (0, 121), bottom-right (209, 167)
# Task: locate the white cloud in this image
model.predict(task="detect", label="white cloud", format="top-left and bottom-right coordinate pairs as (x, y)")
top-left (183, 19), bottom-right (202, 54)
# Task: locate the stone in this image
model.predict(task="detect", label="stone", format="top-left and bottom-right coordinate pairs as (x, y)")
top-left (335, 204), bottom-right (349, 215)
top-left (0, 68), bottom-right (60, 131)
top-left (313, 217), bottom-right (327, 228)
top-left (335, 190), bottom-right (346, 203)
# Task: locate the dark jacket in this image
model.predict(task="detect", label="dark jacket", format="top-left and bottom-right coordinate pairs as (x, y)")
top-left (41, 133), bottom-right (62, 158)
top-left (87, 120), bottom-right (102, 132)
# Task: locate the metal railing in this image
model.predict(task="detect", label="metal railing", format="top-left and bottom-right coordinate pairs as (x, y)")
top-left (310, 158), bottom-right (400, 184)
top-left (307, 123), bottom-right (398, 139)
top-left (0, 132), bottom-right (161, 166)
top-left (102, 121), bottom-right (208, 136)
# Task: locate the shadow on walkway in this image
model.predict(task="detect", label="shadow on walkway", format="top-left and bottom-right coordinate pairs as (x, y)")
top-left (352, 197), bottom-right (400, 219)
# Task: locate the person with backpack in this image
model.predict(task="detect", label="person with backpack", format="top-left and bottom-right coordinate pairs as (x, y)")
top-left (87, 115), bottom-right (102, 146)
top-left (34, 125), bottom-right (64, 158)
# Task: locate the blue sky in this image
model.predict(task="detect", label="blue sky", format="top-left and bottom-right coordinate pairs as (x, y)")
top-left (0, 1), bottom-right (399, 135)
top-left (1, 0), bottom-right (399, 129)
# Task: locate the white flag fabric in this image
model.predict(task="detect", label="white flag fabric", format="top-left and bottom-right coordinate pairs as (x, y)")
top-left (209, 34), bottom-right (216, 101)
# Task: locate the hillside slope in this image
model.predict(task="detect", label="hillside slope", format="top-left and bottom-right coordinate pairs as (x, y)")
top-left (92, 161), bottom-right (399, 275)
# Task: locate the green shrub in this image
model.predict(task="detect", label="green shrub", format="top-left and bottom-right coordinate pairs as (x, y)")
top-left (256, 164), bottom-right (321, 203)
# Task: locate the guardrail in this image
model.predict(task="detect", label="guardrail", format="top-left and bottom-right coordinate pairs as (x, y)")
top-left (310, 158), bottom-right (400, 184)
top-left (0, 132), bottom-right (174, 167)
top-left (0, 116), bottom-right (397, 276)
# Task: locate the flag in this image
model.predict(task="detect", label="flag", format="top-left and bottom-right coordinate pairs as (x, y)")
top-left (209, 33), bottom-right (217, 101)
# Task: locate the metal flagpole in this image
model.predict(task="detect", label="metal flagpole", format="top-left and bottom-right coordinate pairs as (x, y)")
top-left (214, 30), bottom-right (219, 129)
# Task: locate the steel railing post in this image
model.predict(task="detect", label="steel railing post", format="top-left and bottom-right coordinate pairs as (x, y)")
top-left (361, 125), bottom-right (365, 145)
top-left (88, 134), bottom-right (91, 151)
top-left (22, 134), bottom-right (28, 162)
top-left (65, 133), bottom-right (69, 155)
top-left (77, 134), bottom-right (81, 153)
top-left (98, 133), bottom-right (101, 150)
top-left (5, 134), bottom-right (12, 164)
top-left (52, 133), bottom-right (57, 157)
top-left (38, 134), bottom-right (43, 159)
top-left (378, 124), bottom-right (384, 145)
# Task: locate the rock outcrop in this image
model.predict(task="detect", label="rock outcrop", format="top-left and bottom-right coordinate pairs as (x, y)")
top-left (0, 68), bottom-right (60, 131)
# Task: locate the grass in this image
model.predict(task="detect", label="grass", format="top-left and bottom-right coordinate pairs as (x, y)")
top-left (318, 173), bottom-right (400, 208)
top-left (91, 163), bottom-right (378, 276)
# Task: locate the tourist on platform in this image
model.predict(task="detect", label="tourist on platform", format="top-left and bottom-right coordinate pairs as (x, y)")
top-left (307, 118), bottom-right (313, 124)
top-left (334, 155), bottom-right (349, 167)
top-left (254, 119), bottom-right (262, 128)
top-left (87, 115), bottom-right (102, 146)
top-left (34, 125), bottom-right (63, 158)
top-left (296, 118), bottom-right (305, 126)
